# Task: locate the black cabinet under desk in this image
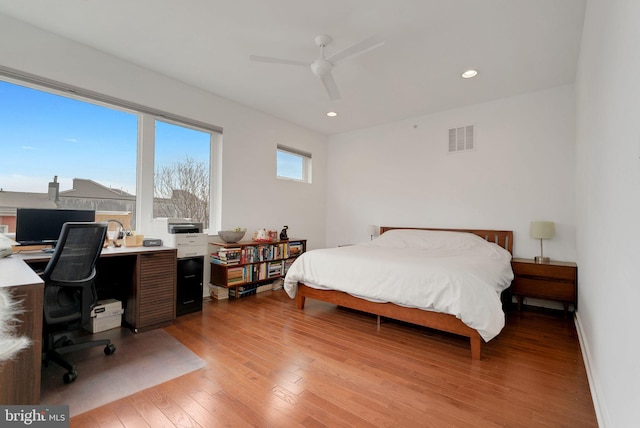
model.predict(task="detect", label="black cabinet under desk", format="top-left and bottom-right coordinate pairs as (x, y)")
top-left (176, 256), bottom-right (204, 317)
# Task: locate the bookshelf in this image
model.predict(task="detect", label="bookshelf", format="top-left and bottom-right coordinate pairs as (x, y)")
top-left (209, 238), bottom-right (306, 298)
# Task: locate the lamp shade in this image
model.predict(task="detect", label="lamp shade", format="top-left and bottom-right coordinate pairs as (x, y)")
top-left (530, 221), bottom-right (555, 239)
top-left (367, 225), bottom-right (378, 236)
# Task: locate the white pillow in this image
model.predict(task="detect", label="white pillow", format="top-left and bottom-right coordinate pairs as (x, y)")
top-left (371, 228), bottom-right (502, 253)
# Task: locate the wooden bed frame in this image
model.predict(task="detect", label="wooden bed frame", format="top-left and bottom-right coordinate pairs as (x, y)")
top-left (295, 227), bottom-right (513, 360)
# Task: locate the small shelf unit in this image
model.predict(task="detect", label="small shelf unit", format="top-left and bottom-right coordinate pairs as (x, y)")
top-left (209, 238), bottom-right (306, 298)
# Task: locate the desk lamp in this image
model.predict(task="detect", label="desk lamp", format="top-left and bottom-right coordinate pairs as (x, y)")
top-left (106, 219), bottom-right (129, 248)
top-left (530, 221), bottom-right (555, 263)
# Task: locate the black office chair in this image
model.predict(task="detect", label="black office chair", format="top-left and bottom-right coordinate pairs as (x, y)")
top-left (41, 222), bottom-right (116, 384)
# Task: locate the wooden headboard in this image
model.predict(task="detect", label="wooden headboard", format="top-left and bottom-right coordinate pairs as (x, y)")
top-left (379, 226), bottom-right (513, 254)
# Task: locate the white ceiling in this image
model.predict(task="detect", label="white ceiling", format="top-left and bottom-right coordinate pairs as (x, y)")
top-left (0, 0), bottom-right (586, 135)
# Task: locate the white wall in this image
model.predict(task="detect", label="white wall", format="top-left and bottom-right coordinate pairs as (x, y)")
top-left (326, 85), bottom-right (576, 262)
top-left (575, 0), bottom-right (640, 426)
top-left (0, 14), bottom-right (328, 250)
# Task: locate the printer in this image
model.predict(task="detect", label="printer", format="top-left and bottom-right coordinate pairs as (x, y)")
top-left (152, 218), bottom-right (207, 258)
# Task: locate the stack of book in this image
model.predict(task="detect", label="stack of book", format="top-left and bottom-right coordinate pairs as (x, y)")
top-left (209, 285), bottom-right (229, 300)
top-left (267, 261), bottom-right (283, 278)
top-left (288, 241), bottom-right (304, 257)
top-left (271, 278), bottom-right (284, 290)
top-left (227, 266), bottom-right (244, 285)
top-left (211, 247), bottom-right (242, 265)
top-left (256, 283), bottom-right (273, 294)
top-left (229, 283), bottom-right (258, 298)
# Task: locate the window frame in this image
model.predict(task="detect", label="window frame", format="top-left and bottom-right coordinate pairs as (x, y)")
top-left (276, 144), bottom-right (312, 183)
top-left (0, 66), bottom-right (223, 234)
top-left (152, 117), bottom-right (216, 230)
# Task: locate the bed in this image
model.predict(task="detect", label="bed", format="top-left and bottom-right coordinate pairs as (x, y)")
top-left (283, 227), bottom-right (514, 360)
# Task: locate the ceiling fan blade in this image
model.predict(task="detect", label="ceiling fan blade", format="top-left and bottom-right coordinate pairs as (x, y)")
top-left (320, 72), bottom-right (341, 101)
top-left (249, 55), bottom-right (308, 67)
top-left (327, 35), bottom-right (384, 65)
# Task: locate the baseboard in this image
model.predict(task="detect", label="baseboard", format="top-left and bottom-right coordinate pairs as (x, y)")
top-left (574, 311), bottom-right (608, 427)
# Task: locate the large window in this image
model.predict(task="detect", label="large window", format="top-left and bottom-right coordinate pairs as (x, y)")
top-left (276, 144), bottom-right (312, 183)
top-left (154, 120), bottom-right (211, 229)
top-left (0, 80), bottom-right (138, 194)
top-left (0, 79), bottom-right (138, 229)
top-left (0, 76), bottom-right (221, 234)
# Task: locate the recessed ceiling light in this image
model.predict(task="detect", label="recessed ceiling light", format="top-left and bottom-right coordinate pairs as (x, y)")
top-left (326, 111), bottom-right (338, 117)
top-left (461, 69), bottom-right (478, 79)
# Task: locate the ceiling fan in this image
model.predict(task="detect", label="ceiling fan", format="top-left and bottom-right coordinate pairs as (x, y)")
top-left (249, 34), bottom-right (384, 101)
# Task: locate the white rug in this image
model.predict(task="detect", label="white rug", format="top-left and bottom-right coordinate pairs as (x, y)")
top-left (40, 327), bottom-right (206, 417)
top-left (0, 288), bottom-right (31, 363)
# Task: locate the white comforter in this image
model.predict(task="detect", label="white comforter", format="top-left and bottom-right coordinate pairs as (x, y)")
top-left (284, 229), bottom-right (514, 341)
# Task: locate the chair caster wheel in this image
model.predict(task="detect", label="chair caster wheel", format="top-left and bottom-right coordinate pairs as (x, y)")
top-left (63, 371), bottom-right (78, 384)
top-left (104, 344), bottom-right (116, 355)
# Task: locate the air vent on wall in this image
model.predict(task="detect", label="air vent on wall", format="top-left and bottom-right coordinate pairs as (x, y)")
top-left (448, 125), bottom-right (475, 153)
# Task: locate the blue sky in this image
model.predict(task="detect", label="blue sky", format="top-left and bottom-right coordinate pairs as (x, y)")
top-left (0, 80), bottom-right (210, 194)
top-left (0, 79), bottom-right (303, 195)
top-left (276, 150), bottom-right (303, 179)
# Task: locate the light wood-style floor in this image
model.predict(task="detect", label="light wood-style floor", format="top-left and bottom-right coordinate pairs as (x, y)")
top-left (71, 290), bottom-right (597, 427)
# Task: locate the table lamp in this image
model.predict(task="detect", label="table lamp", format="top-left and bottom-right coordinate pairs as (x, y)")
top-left (367, 225), bottom-right (378, 241)
top-left (530, 221), bottom-right (555, 263)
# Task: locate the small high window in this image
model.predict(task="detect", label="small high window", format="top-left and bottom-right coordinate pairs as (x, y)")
top-left (277, 145), bottom-right (312, 183)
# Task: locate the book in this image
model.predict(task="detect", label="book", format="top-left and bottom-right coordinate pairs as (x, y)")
top-left (229, 283), bottom-right (258, 298)
top-left (256, 283), bottom-right (272, 293)
top-left (210, 247), bottom-right (242, 265)
top-left (209, 285), bottom-right (229, 300)
top-left (288, 241), bottom-right (304, 257)
top-left (271, 278), bottom-right (284, 290)
top-left (267, 260), bottom-right (283, 278)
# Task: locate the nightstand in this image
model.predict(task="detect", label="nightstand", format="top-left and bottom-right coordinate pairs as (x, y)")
top-left (511, 258), bottom-right (578, 317)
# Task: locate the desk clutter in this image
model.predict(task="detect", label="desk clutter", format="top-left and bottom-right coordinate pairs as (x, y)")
top-left (84, 299), bottom-right (124, 333)
top-left (105, 231), bottom-right (145, 248)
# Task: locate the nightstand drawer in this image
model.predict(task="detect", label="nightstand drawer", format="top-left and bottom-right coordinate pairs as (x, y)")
top-left (512, 263), bottom-right (576, 281)
top-left (512, 278), bottom-right (576, 302)
top-left (510, 259), bottom-right (578, 315)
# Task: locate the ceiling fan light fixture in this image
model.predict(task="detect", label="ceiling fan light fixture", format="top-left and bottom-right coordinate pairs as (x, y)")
top-left (461, 69), bottom-right (478, 79)
top-left (249, 34), bottom-right (384, 102)
top-left (326, 111), bottom-right (338, 117)
top-left (311, 59), bottom-right (332, 77)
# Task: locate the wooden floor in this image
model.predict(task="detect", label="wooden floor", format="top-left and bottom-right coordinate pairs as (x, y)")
top-left (71, 290), bottom-right (597, 427)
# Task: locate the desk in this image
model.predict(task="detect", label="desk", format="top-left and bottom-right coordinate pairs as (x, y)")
top-left (0, 257), bottom-right (43, 405)
top-left (0, 246), bottom-right (177, 404)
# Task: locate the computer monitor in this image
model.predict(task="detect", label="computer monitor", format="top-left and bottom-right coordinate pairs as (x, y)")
top-left (15, 208), bottom-right (96, 246)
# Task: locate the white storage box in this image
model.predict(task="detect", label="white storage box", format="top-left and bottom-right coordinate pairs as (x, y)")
top-left (90, 298), bottom-right (123, 318)
top-left (84, 299), bottom-right (123, 333)
top-left (85, 314), bottom-right (122, 333)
